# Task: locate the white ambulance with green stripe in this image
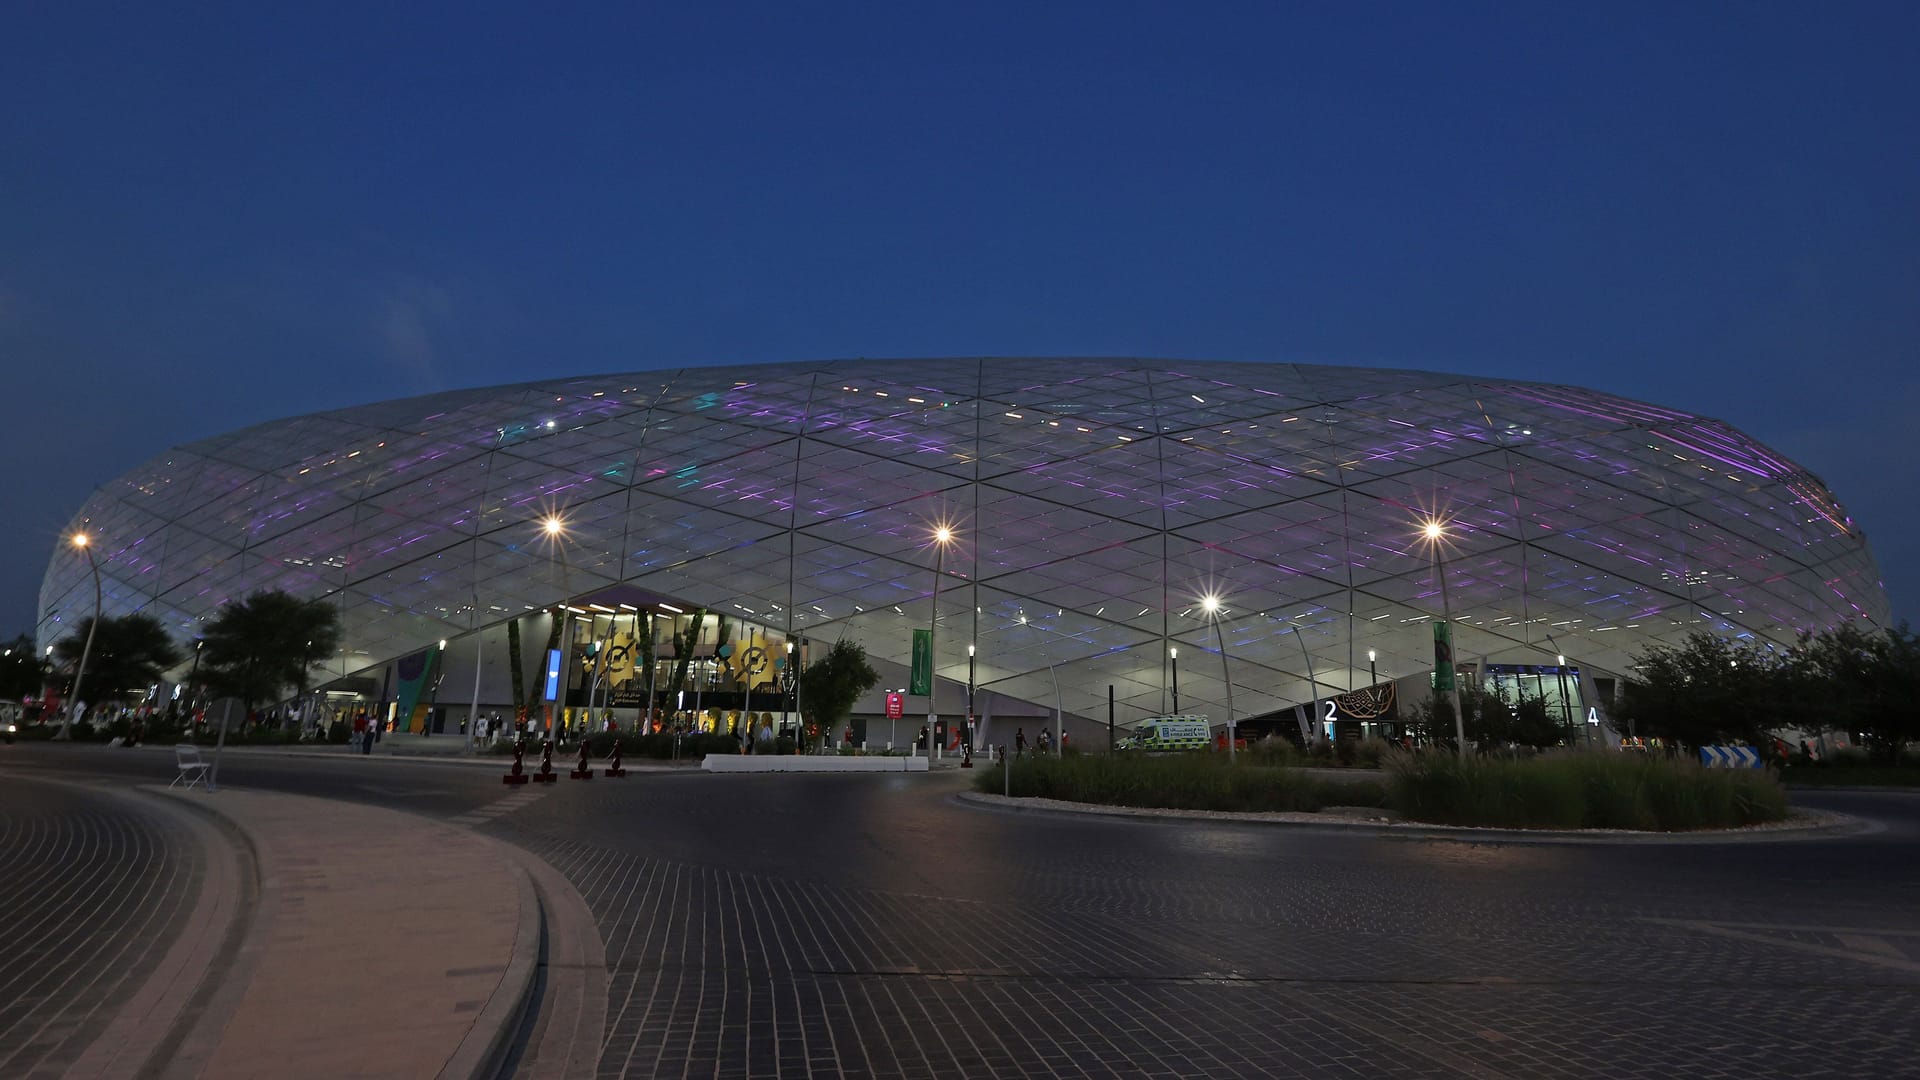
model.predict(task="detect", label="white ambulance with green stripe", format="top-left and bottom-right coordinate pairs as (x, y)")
top-left (1119, 715), bottom-right (1214, 751)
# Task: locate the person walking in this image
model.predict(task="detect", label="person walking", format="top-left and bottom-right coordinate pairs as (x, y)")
top-left (1014, 727), bottom-right (1027, 757)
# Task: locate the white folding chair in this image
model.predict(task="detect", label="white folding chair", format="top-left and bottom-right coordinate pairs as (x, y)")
top-left (172, 743), bottom-right (211, 790)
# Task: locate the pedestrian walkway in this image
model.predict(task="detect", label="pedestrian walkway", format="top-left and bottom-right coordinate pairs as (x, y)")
top-left (112, 737), bottom-right (701, 774)
top-left (448, 782), bottom-right (555, 828)
top-left (67, 785), bottom-right (539, 1080)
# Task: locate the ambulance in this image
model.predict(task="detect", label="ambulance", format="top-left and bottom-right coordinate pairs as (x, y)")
top-left (1119, 715), bottom-right (1214, 751)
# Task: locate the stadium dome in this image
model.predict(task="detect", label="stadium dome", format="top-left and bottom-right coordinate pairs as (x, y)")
top-left (39, 358), bottom-right (1889, 736)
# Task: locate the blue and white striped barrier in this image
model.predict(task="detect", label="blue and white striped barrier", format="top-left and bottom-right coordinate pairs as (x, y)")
top-left (1699, 745), bottom-right (1762, 769)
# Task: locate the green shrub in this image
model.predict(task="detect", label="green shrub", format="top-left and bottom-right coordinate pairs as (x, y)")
top-left (1245, 737), bottom-right (1298, 766)
top-left (1826, 746), bottom-right (1871, 767)
top-left (1353, 737), bottom-right (1392, 768)
top-left (971, 753), bottom-right (1385, 813)
top-left (1385, 751), bottom-right (1788, 831)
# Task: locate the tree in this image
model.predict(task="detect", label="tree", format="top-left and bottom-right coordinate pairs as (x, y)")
top-left (1501, 690), bottom-right (1564, 748)
top-left (1614, 631), bottom-right (1805, 748)
top-left (666, 609), bottom-right (708, 715)
top-left (1407, 685), bottom-right (1552, 750)
top-left (200, 590), bottom-right (341, 717)
top-left (52, 614), bottom-right (183, 706)
top-left (506, 616), bottom-right (526, 713)
top-left (1, 634), bottom-right (47, 702)
top-left (799, 639), bottom-right (879, 750)
top-left (1795, 622), bottom-right (1920, 759)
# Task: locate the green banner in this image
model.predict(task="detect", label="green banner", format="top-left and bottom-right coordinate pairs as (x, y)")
top-left (909, 629), bottom-right (932, 696)
top-left (1431, 621), bottom-right (1455, 692)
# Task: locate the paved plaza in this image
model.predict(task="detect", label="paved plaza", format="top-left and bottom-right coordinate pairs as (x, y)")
top-left (2, 743), bottom-right (1917, 1078)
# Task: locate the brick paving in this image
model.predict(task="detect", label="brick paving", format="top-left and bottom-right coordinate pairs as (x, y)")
top-left (8, 743), bottom-right (1915, 1078)
top-left (0, 776), bottom-right (205, 1078)
top-left (486, 777), bottom-right (1920, 1079)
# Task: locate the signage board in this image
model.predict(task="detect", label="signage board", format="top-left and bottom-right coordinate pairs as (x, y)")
top-left (543, 648), bottom-right (562, 702)
top-left (1432, 621), bottom-right (1456, 692)
top-left (909, 630), bottom-right (932, 696)
top-left (885, 692), bottom-right (904, 719)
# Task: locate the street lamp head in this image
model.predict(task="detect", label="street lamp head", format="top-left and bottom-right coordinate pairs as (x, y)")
top-left (933, 526), bottom-right (953, 545)
top-left (1200, 594), bottom-right (1221, 615)
top-left (1368, 648), bottom-right (1376, 662)
top-left (542, 515), bottom-right (565, 536)
top-left (71, 533), bottom-right (90, 548)
top-left (438, 639), bottom-right (448, 650)
top-left (1169, 646), bottom-right (1177, 659)
top-left (1422, 519), bottom-right (1445, 542)
top-left (1557, 654), bottom-right (1566, 666)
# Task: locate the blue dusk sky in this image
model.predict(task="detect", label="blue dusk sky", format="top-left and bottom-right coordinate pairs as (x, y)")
top-left (2, 2), bottom-right (1915, 636)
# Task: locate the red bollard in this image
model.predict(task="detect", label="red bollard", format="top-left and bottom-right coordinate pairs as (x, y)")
top-left (502, 735), bottom-right (529, 785)
top-left (532, 737), bottom-right (558, 783)
top-left (570, 738), bottom-right (595, 780)
top-left (605, 739), bottom-right (627, 778)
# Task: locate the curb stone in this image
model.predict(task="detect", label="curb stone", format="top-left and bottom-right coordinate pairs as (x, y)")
top-left (439, 858), bottom-right (540, 1080)
top-left (144, 786), bottom-right (539, 1079)
top-left (955, 790), bottom-right (1878, 844)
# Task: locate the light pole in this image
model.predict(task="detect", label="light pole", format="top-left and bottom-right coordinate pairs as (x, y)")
top-left (1169, 646), bottom-right (1180, 713)
top-left (462, 428), bottom-right (509, 754)
top-left (926, 525), bottom-right (954, 760)
top-left (966, 642), bottom-right (976, 754)
top-left (1421, 519), bottom-right (1467, 756)
top-left (55, 533), bottom-right (103, 740)
top-left (543, 515), bottom-right (571, 738)
top-left (184, 639), bottom-right (204, 725)
top-left (1201, 596), bottom-right (1236, 761)
top-left (1367, 648), bottom-right (1378, 741)
top-left (1019, 616), bottom-right (1064, 758)
top-left (793, 636), bottom-right (805, 752)
top-left (1556, 654), bottom-right (1581, 748)
top-left (783, 640), bottom-right (796, 750)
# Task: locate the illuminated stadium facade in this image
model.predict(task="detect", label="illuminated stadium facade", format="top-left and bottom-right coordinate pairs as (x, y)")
top-left (38, 358), bottom-right (1890, 741)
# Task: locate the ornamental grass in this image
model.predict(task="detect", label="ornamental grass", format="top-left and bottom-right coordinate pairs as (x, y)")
top-left (973, 751), bottom-right (1385, 813)
top-left (1385, 751), bottom-right (1789, 831)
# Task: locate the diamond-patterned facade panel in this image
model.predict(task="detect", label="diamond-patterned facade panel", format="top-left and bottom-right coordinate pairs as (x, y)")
top-left (41, 359), bottom-right (1890, 725)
